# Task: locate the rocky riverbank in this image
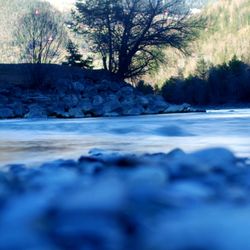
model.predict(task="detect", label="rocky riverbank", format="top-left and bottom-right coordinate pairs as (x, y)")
top-left (0, 79), bottom-right (204, 119)
top-left (0, 148), bottom-right (249, 249)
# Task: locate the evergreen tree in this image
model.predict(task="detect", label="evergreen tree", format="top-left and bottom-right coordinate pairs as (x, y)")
top-left (63, 40), bottom-right (93, 69)
top-left (195, 58), bottom-right (211, 80)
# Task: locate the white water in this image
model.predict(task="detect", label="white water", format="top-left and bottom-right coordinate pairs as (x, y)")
top-left (0, 109), bottom-right (249, 166)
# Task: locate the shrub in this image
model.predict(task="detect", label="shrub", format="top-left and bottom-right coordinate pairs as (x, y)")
top-left (135, 81), bottom-right (155, 95)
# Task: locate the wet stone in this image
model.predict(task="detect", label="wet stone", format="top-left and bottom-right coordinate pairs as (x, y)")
top-left (0, 148), bottom-right (247, 250)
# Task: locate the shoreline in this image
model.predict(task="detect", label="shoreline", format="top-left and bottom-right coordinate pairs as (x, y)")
top-left (195, 103), bottom-right (250, 110)
top-left (2, 104), bottom-right (250, 120)
top-left (0, 107), bottom-right (207, 121)
top-left (2, 104), bottom-right (250, 121)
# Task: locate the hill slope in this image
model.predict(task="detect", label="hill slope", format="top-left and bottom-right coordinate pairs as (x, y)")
top-left (0, 0), bottom-right (40, 63)
top-left (148, 0), bottom-right (250, 84)
top-left (0, 0), bottom-right (68, 63)
top-left (199, 0), bottom-right (250, 63)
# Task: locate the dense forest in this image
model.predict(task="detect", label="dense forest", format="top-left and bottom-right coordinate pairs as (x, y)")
top-left (160, 56), bottom-right (250, 105)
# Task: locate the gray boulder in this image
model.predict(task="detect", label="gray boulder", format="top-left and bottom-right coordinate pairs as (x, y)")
top-left (106, 94), bottom-right (119, 102)
top-left (54, 79), bottom-right (72, 93)
top-left (84, 85), bottom-right (98, 97)
top-left (118, 86), bottom-right (134, 97)
top-left (136, 96), bottom-right (150, 107)
top-left (122, 106), bottom-right (144, 116)
top-left (0, 108), bottom-right (15, 119)
top-left (143, 108), bottom-right (158, 115)
top-left (23, 94), bottom-right (51, 104)
top-left (0, 94), bottom-right (9, 104)
top-left (25, 104), bottom-right (47, 119)
top-left (79, 99), bottom-right (92, 113)
top-left (164, 103), bottom-right (192, 113)
top-left (103, 112), bottom-right (120, 117)
top-left (92, 95), bottom-right (104, 106)
top-left (102, 97), bottom-right (122, 114)
top-left (120, 97), bottom-right (135, 109)
top-left (149, 95), bottom-right (169, 113)
top-left (91, 106), bottom-right (105, 117)
top-left (100, 80), bottom-right (124, 92)
top-left (71, 81), bottom-right (86, 92)
top-left (68, 107), bottom-right (84, 118)
top-left (47, 103), bottom-right (67, 118)
top-left (62, 95), bottom-right (79, 109)
top-left (95, 82), bottom-right (109, 92)
top-left (10, 103), bottom-right (26, 117)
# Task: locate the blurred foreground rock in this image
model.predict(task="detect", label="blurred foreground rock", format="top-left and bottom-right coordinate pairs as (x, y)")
top-left (0, 148), bottom-right (249, 249)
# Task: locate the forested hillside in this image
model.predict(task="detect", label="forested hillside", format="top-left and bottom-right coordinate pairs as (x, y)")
top-left (148, 0), bottom-right (250, 84)
top-left (0, 0), bottom-right (39, 63)
top-left (0, 0), bottom-right (68, 63)
top-left (199, 0), bottom-right (250, 64)
top-left (187, 0), bottom-right (215, 9)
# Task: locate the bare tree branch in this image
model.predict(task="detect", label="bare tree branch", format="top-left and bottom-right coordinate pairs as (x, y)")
top-left (14, 2), bottom-right (67, 64)
top-left (72, 0), bottom-right (204, 79)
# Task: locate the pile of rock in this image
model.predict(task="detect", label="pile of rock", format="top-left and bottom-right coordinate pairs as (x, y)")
top-left (0, 79), bottom-right (204, 119)
top-left (0, 148), bottom-right (249, 249)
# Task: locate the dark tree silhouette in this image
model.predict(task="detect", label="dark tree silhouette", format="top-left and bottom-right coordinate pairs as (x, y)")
top-left (15, 2), bottom-right (66, 64)
top-left (72, 0), bottom-right (203, 79)
top-left (161, 56), bottom-right (250, 105)
top-left (63, 40), bottom-right (93, 69)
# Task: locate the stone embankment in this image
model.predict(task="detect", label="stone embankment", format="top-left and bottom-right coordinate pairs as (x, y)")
top-left (0, 79), bottom-right (204, 119)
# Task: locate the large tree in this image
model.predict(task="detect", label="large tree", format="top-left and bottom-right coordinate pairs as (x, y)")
top-left (15, 2), bottom-right (66, 64)
top-left (72, 0), bottom-right (203, 79)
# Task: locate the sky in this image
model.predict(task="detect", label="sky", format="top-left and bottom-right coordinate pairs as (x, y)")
top-left (45, 0), bottom-right (212, 11)
top-left (45, 0), bottom-right (76, 11)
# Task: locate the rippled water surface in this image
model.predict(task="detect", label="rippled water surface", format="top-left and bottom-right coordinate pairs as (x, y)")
top-left (0, 109), bottom-right (249, 166)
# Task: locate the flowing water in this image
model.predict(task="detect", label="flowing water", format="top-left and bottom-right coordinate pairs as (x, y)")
top-left (0, 109), bottom-right (249, 166)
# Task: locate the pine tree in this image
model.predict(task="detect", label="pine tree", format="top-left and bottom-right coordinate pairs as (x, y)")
top-left (63, 40), bottom-right (93, 69)
top-left (195, 58), bottom-right (211, 80)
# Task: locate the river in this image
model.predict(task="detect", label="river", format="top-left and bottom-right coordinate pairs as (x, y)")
top-left (0, 109), bottom-right (249, 166)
